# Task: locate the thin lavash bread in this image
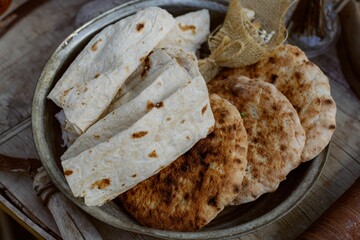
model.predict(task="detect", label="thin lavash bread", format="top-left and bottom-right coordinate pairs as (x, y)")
top-left (106, 9), bottom-right (210, 113)
top-left (119, 94), bottom-right (248, 231)
top-left (106, 48), bottom-right (201, 114)
top-left (61, 73), bottom-right (214, 206)
top-left (48, 7), bottom-right (176, 134)
top-left (157, 9), bottom-right (210, 52)
top-left (215, 44), bottom-right (336, 162)
top-left (105, 49), bottom-right (173, 113)
top-left (61, 50), bottom-right (193, 160)
top-left (208, 76), bottom-right (306, 205)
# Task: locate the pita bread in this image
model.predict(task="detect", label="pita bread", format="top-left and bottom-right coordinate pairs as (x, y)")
top-left (208, 76), bottom-right (306, 204)
top-left (48, 7), bottom-right (176, 134)
top-left (61, 74), bottom-right (214, 206)
top-left (119, 94), bottom-right (247, 231)
top-left (215, 44), bottom-right (336, 161)
top-left (157, 9), bottom-right (210, 52)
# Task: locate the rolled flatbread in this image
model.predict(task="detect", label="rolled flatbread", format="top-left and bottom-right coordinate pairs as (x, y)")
top-left (157, 9), bottom-right (210, 52)
top-left (61, 74), bottom-right (214, 206)
top-left (107, 48), bottom-right (200, 113)
top-left (105, 49), bottom-right (174, 114)
top-left (63, 49), bottom-right (201, 160)
top-left (48, 7), bottom-right (176, 134)
top-left (106, 10), bottom-right (211, 114)
top-left (107, 49), bottom-right (173, 111)
top-left (62, 55), bottom-right (192, 160)
top-left (163, 48), bottom-right (200, 78)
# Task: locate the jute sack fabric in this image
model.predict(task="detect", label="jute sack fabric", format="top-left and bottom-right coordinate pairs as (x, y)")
top-left (199, 0), bottom-right (289, 82)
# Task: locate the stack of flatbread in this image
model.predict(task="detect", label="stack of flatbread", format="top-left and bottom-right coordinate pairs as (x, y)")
top-left (49, 6), bottom-right (336, 231)
top-left (120, 94), bottom-right (248, 230)
top-left (214, 45), bottom-right (337, 162)
top-left (119, 45), bottom-right (336, 231)
top-left (49, 8), bottom-right (215, 206)
top-left (119, 46), bottom-right (336, 231)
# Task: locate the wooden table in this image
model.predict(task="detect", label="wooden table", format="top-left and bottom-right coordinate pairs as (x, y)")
top-left (0, 1), bottom-right (359, 239)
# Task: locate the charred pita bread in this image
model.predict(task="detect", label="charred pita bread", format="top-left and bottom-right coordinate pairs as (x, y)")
top-left (208, 76), bottom-right (306, 204)
top-left (119, 94), bottom-right (247, 231)
top-left (215, 44), bottom-right (336, 161)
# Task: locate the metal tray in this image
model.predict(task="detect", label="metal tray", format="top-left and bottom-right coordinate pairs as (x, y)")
top-left (32, 0), bottom-right (329, 239)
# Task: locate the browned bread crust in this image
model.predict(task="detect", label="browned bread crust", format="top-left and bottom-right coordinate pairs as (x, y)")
top-left (215, 45), bottom-right (336, 162)
top-left (208, 76), bottom-right (305, 204)
top-left (119, 94), bottom-right (248, 231)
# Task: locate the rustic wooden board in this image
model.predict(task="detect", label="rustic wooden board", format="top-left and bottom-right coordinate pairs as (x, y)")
top-left (0, 1), bottom-right (359, 239)
top-left (0, 127), bottom-right (60, 238)
top-left (0, 0), bottom-right (88, 134)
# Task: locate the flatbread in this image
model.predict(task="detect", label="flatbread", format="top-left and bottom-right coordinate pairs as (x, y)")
top-left (61, 74), bottom-right (214, 206)
top-left (215, 44), bottom-right (336, 161)
top-left (105, 47), bottom-right (202, 115)
top-left (157, 9), bottom-right (210, 52)
top-left (105, 48), bottom-right (201, 114)
top-left (62, 56), bottom-right (192, 160)
top-left (163, 48), bottom-right (200, 78)
top-left (55, 110), bottom-right (79, 148)
top-left (62, 48), bottom-right (202, 160)
top-left (48, 7), bottom-right (176, 134)
top-left (106, 49), bottom-right (173, 113)
top-left (119, 94), bottom-right (248, 231)
top-left (208, 76), bottom-right (306, 204)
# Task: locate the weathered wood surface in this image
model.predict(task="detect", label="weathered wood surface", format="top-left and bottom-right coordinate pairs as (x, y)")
top-left (0, 1), bottom-right (359, 239)
top-left (33, 168), bottom-right (102, 240)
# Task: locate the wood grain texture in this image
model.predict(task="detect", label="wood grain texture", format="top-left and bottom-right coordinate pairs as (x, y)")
top-left (0, 1), bottom-right (359, 239)
top-left (0, 193), bottom-right (56, 240)
top-left (297, 177), bottom-right (360, 240)
top-left (33, 168), bottom-right (102, 240)
top-left (0, 0), bottom-right (88, 134)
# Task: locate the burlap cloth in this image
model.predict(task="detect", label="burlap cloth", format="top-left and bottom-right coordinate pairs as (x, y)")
top-left (199, 0), bottom-right (289, 82)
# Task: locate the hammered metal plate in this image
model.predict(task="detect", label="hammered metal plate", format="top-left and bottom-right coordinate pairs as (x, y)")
top-left (32, 1), bottom-right (328, 239)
